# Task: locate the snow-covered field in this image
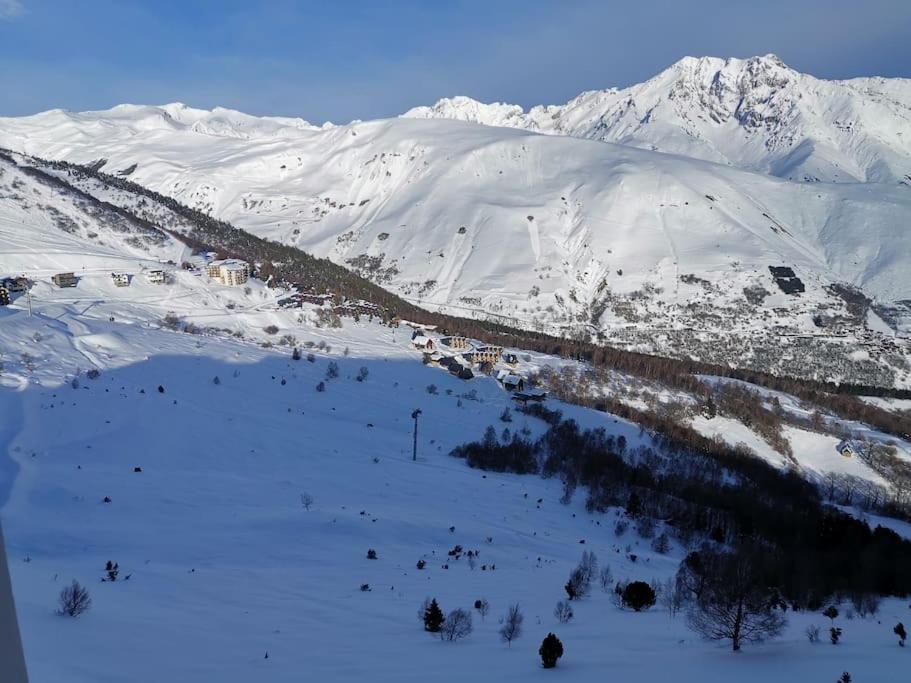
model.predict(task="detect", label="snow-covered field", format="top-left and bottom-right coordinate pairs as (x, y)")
top-left (2, 300), bottom-right (910, 683)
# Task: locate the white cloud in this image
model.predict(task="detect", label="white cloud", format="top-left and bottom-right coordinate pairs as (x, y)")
top-left (0, 0), bottom-right (24, 20)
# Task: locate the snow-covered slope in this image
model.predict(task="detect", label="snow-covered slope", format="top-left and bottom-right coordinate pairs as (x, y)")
top-left (2, 164), bottom-right (911, 682)
top-left (2, 80), bottom-right (911, 384)
top-left (405, 55), bottom-right (911, 185)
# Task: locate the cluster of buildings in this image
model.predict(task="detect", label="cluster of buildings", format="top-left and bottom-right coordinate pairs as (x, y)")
top-left (412, 328), bottom-right (541, 398)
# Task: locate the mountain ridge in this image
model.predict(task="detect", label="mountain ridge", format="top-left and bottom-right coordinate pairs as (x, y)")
top-left (404, 54), bottom-right (911, 184)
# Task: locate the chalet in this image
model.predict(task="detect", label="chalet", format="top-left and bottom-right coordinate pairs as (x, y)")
top-left (512, 390), bottom-right (547, 406)
top-left (447, 362), bottom-right (473, 380)
top-left (499, 373), bottom-right (525, 391)
top-left (412, 335), bottom-right (434, 350)
top-left (836, 440), bottom-right (861, 458)
top-left (206, 259), bottom-right (250, 286)
top-left (3, 277), bottom-right (28, 293)
top-left (51, 272), bottom-right (78, 288)
top-left (474, 345), bottom-right (503, 364)
top-left (277, 296), bottom-right (301, 309)
top-left (441, 336), bottom-right (471, 350)
top-left (503, 353), bottom-right (519, 365)
top-left (0, 285), bottom-right (9, 306)
top-left (422, 351), bottom-right (442, 366)
top-left (146, 270), bottom-right (166, 284)
top-left (111, 272), bottom-right (130, 287)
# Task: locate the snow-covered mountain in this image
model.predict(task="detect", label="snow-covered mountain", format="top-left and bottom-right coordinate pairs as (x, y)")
top-left (404, 55), bottom-right (911, 185)
top-left (2, 59), bottom-right (911, 384)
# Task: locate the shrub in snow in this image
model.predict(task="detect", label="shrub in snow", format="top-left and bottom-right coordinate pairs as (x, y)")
top-left (499, 603), bottom-right (523, 646)
top-left (102, 561), bottom-right (119, 582)
top-left (599, 566), bottom-right (613, 592)
top-left (360, 584), bottom-right (371, 592)
top-left (316, 381), bottom-right (326, 392)
top-left (651, 532), bottom-right (670, 554)
top-left (416, 559), bottom-right (426, 570)
top-left (212, 376), bottom-right (221, 385)
top-left (157, 385), bottom-right (165, 393)
top-left (86, 369), bottom-right (101, 380)
top-left (554, 600), bottom-right (573, 623)
top-left (894, 622), bottom-right (907, 647)
top-left (366, 549), bottom-right (378, 560)
top-left (426, 384), bottom-right (438, 395)
top-left (57, 580), bottom-right (91, 617)
top-left (306, 353), bottom-right (315, 363)
top-left (440, 608), bottom-right (472, 641)
top-left (837, 674), bottom-right (851, 683)
top-left (421, 598), bottom-right (444, 633)
top-left (300, 493), bottom-right (313, 510)
top-left (292, 347), bottom-right (301, 361)
top-left (500, 407), bottom-right (512, 423)
top-left (263, 325), bottom-right (279, 335)
top-left (538, 632), bottom-right (563, 669)
top-left (636, 516), bottom-right (656, 539)
top-left (851, 593), bottom-right (879, 618)
top-left (621, 581), bottom-right (656, 612)
top-left (71, 378), bottom-right (80, 389)
top-left (806, 624), bottom-right (821, 643)
top-left (823, 606), bottom-right (839, 624)
top-left (326, 361), bottom-right (339, 379)
top-left (356, 367), bottom-right (369, 382)
top-left (613, 519), bottom-right (628, 537)
top-left (830, 626), bottom-right (842, 645)
top-left (474, 599), bottom-right (489, 621)
top-left (565, 551), bottom-right (596, 600)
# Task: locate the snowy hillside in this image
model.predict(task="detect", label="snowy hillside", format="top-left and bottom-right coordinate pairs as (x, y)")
top-left (405, 55), bottom-right (911, 185)
top-left (3, 161), bottom-right (911, 682)
top-left (2, 103), bottom-right (910, 385)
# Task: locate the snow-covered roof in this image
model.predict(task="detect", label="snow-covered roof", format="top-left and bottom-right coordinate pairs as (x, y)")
top-left (211, 259), bottom-right (249, 271)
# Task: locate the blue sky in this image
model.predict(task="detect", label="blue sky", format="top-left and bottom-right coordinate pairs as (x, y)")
top-left (2, 0), bottom-right (910, 122)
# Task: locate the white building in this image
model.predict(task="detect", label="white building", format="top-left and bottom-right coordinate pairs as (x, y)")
top-left (111, 272), bottom-right (130, 287)
top-left (206, 259), bottom-right (250, 286)
top-left (147, 270), bottom-right (166, 284)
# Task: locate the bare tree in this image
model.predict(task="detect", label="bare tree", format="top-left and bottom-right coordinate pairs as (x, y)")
top-left (554, 600), bottom-right (574, 623)
top-left (683, 548), bottom-right (787, 651)
top-left (599, 565), bottom-right (613, 592)
top-left (300, 492), bottom-right (314, 510)
top-left (499, 603), bottom-right (523, 646)
top-left (659, 576), bottom-right (685, 618)
top-left (57, 580), bottom-right (92, 617)
top-left (440, 608), bottom-right (472, 641)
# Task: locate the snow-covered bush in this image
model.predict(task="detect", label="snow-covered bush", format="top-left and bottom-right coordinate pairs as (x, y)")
top-left (554, 600), bottom-right (573, 623)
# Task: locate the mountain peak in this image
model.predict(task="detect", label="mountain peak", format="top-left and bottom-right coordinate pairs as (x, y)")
top-left (400, 54), bottom-right (911, 184)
